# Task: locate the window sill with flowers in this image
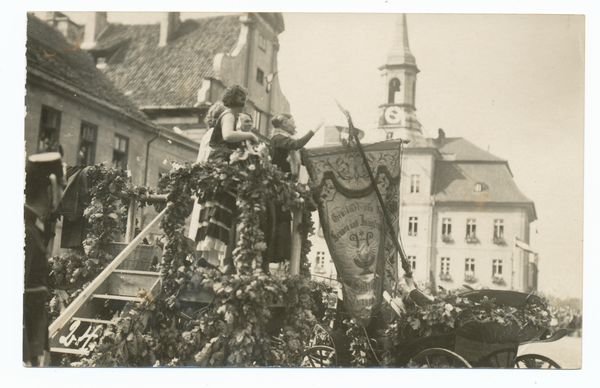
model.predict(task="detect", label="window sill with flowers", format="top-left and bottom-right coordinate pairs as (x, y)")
top-left (439, 272), bottom-right (452, 282)
top-left (464, 273), bottom-right (478, 283)
top-left (492, 236), bottom-right (505, 245)
top-left (441, 234), bottom-right (453, 243)
top-left (465, 235), bottom-right (479, 244)
top-left (492, 275), bottom-right (506, 286)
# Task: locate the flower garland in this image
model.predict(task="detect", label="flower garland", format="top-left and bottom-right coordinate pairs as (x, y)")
top-left (48, 163), bottom-right (155, 321)
top-left (71, 142), bottom-right (321, 367)
top-left (379, 287), bottom-right (557, 366)
top-left (54, 145), bottom-right (559, 368)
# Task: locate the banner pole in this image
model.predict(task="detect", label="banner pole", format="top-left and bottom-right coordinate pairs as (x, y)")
top-left (336, 101), bottom-right (413, 278)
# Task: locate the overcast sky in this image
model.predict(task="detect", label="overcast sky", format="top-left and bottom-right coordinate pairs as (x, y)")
top-left (277, 13), bottom-right (585, 300)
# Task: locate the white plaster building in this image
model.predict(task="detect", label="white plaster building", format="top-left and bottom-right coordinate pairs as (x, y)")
top-left (307, 15), bottom-right (537, 293)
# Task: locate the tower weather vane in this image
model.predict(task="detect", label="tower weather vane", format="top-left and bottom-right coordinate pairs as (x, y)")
top-left (334, 99), bottom-right (413, 279)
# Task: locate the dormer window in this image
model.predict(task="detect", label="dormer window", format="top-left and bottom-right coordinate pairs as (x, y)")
top-left (258, 33), bottom-right (267, 52)
top-left (96, 57), bottom-right (107, 69)
top-left (256, 68), bottom-right (264, 85)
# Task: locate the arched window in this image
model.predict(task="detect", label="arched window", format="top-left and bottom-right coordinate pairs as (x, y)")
top-left (412, 80), bottom-right (416, 105)
top-left (388, 78), bottom-right (401, 103)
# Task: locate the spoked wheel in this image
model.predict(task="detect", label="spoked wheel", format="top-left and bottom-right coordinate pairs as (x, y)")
top-left (513, 354), bottom-right (561, 369)
top-left (478, 348), bottom-right (517, 368)
top-left (301, 345), bottom-right (337, 367)
top-left (409, 348), bottom-right (472, 368)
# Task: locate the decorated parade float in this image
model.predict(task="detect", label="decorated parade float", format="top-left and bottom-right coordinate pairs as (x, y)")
top-left (45, 108), bottom-right (565, 368)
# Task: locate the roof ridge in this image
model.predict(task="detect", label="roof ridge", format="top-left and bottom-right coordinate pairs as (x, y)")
top-left (93, 13), bottom-right (242, 108)
top-left (26, 13), bottom-right (151, 122)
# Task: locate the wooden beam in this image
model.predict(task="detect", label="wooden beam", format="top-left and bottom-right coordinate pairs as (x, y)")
top-left (92, 294), bottom-right (144, 302)
top-left (125, 197), bottom-right (137, 242)
top-left (48, 205), bottom-right (170, 339)
top-left (289, 209), bottom-right (302, 276)
top-left (71, 318), bottom-right (115, 325)
top-left (50, 347), bottom-right (89, 356)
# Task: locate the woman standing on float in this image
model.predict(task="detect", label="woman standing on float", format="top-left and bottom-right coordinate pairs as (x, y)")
top-left (194, 85), bottom-right (258, 268)
top-left (264, 114), bottom-right (323, 271)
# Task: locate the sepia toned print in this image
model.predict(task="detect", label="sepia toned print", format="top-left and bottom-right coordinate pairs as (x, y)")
top-left (23, 11), bottom-right (583, 368)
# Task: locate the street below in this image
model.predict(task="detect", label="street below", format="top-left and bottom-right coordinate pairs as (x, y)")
top-left (517, 334), bottom-right (582, 369)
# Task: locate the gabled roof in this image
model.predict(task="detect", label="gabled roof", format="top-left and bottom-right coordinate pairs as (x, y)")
top-left (430, 135), bottom-right (536, 220)
top-left (434, 137), bottom-right (505, 162)
top-left (93, 15), bottom-right (242, 108)
top-left (433, 161), bottom-right (536, 219)
top-left (26, 14), bottom-right (146, 121)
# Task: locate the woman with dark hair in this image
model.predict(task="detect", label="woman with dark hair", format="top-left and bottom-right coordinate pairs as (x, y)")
top-left (263, 114), bottom-right (323, 271)
top-left (193, 85), bottom-right (258, 269)
top-left (208, 85), bottom-right (258, 161)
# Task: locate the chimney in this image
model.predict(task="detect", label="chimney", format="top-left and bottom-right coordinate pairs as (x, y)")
top-left (82, 12), bottom-right (108, 49)
top-left (43, 12), bottom-right (84, 45)
top-left (437, 128), bottom-right (446, 140)
top-left (159, 12), bottom-right (180, 47)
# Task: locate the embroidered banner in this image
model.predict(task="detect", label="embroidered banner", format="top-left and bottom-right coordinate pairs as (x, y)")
top-left (305, 140), bottom-right (402, 326)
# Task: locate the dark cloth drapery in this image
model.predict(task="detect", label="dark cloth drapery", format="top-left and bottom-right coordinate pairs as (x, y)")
top-left (59, 166), bottom-right (92, 250)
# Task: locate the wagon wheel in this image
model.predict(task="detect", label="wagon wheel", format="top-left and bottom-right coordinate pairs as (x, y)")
top-left (513, 354), bottom-right (561, 369)
top-left (409, 348), bottom-right (472, 368)
top-left (301, 345), bottom-right (337, 367)
top-left (477, 348), bottom-right (518, 368)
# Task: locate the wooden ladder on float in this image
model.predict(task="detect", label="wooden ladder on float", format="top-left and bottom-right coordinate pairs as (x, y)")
top-left (48, 189), bottom-right (304, 357)
top-left (48, 196), bottom-right (169, 357)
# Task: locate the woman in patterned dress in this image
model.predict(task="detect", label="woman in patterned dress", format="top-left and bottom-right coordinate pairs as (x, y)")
top-left (193, 85), bottom-right (258, 268)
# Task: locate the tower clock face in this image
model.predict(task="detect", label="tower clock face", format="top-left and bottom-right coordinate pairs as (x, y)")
top-left (384, 106), bottom-right (402, 124)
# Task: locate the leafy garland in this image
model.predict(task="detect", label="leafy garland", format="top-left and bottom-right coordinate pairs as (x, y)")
top-left (379, 287), bottom-right (556, 366)
top-left (51, 151), bottom-right (558, 368)
top-left (47, 163), bottom-right (155, 321)
top-left (71, 144), bottom-right (322, 367)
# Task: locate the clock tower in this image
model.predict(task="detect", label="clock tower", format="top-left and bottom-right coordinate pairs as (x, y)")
top-left (378, 14), bottom-right (423, 145)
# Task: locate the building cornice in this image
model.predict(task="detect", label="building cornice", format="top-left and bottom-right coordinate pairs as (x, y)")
top-left (434, 200), bottom-right (537, 221)
top-left (378, 63), bottom-right (420, 73)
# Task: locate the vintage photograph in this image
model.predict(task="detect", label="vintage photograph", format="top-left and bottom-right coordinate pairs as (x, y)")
top-left (20, 7), bottom-right (584, 370)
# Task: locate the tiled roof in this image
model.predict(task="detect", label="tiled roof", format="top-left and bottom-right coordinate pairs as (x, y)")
top-left (26, 14), bottom-right (147, 121)
top-left (434, 137), bottom-right (505, 162)
top-left (94, 15), bottom-right (242, 108)
top-left (433, 161), bottom-right (535, 207)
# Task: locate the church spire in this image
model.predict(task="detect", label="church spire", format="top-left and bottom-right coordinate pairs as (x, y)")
top-left (386, 13), bottom-right (416, 67)
top-left (377, 14), bottom-right (424, 146)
